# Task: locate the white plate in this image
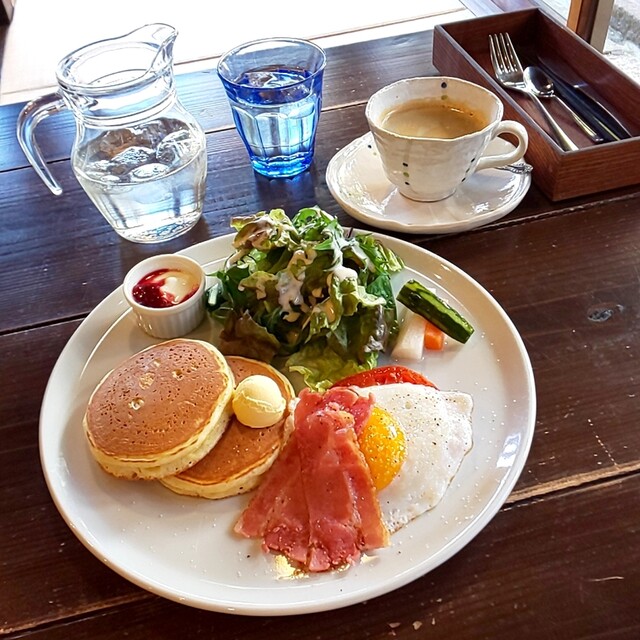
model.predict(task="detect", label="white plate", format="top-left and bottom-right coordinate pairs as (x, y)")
top-left (326, 132), bottom-right (532, 234)
top-left (40, 233), bottom-right (536, 615)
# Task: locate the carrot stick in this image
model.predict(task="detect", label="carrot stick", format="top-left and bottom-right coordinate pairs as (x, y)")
top-left (424, 319), bottom-right (445, 350)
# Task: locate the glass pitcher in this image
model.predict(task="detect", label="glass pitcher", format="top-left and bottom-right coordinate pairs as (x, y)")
top-left (17, 24), bottom-right (207, 244)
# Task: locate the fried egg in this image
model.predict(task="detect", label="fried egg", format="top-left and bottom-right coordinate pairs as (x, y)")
top-left (358, 383), bottom-right (473, 533)
top-left (358, 405), bottom-right (406, 491)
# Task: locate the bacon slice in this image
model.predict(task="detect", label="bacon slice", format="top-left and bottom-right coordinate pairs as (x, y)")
top-left (234, 436), bottom-right (310, 565)
top-left (234, 387), bottom-right (389, 571)
top-left (321, 386), bottom-right (374, 436)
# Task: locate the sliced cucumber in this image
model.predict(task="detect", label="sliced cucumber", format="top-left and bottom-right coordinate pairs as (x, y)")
top-left (396, 279), bottom-right (474, 344)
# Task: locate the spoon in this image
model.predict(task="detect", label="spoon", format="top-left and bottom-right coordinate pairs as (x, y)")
top-left (496, 161), bottom-right (533, 175)
top-left (524, 66), bottom-right (604, 143)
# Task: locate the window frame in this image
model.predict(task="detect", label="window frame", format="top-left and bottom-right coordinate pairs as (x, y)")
top-left (460, 0), bottom-right (617, 50)
top-left (1, 0), bottom-right (14, 21)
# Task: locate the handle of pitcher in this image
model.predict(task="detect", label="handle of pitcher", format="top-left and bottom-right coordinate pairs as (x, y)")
top-left (16, 93), bottom-right (66, 195)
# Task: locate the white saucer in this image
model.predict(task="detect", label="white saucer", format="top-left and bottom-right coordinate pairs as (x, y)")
top-left (326, 132), bottom-right (532, 234)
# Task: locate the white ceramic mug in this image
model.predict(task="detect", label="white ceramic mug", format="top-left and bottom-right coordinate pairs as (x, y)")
top-left (366, 77), bottom-right (528, 202)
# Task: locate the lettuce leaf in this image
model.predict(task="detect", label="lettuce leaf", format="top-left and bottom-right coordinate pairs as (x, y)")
top-left (207, 207), bottom-right (403, 390)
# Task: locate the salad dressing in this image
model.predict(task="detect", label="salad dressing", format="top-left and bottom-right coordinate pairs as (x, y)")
top-left (331, 266), bottom-right (358, 283)
top-left (277, 271), bottom-right (305, 313)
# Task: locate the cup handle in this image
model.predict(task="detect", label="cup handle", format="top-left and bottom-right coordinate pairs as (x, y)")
top-left (475, 121), bottom-right (528, 172)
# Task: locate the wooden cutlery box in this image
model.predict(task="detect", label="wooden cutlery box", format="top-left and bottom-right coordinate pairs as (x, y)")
top-left (432, 8), bottom-right (640, 201)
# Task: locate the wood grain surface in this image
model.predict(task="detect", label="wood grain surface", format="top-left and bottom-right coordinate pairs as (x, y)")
top-left (1, 26), bottom-right (638, 640)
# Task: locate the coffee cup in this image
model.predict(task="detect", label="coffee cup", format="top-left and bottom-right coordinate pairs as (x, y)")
top-left (365, 77), bottom-right (528, 202)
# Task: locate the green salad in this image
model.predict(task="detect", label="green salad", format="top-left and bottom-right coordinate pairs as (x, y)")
top-left (206, 207), bottom-right (404, 390)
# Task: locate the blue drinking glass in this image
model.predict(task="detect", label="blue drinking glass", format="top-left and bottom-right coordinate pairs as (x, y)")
top-left (217, 38), bottom-right (326, 179)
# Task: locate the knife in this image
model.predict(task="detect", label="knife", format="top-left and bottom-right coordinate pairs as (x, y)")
top-left (540, 63), bottom-right (633, 142)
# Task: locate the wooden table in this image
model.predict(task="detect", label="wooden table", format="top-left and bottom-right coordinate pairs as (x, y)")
top-left (1, 30), bottom-right (638, 639)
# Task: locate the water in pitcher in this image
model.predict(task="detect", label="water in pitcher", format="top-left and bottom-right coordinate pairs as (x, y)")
top-left (74, 117), bottom-right (207, 244)
top-left (17, 25), bottom-right (210, 242)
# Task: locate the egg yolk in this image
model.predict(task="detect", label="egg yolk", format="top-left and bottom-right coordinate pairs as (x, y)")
top-left (358, 406), bottom-right (406, 491)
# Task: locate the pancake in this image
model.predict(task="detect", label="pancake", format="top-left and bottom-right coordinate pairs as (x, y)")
top-left (160, 356), bottom-right (295, 499)
top-left (83, 339), bottom-right (234, 480)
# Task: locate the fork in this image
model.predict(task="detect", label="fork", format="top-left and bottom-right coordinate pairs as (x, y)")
top-left (489, 33), bottom-right (578, 152)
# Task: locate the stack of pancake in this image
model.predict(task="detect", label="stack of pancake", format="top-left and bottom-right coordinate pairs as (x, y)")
top-left (83, 338), bottom-right (294, 499)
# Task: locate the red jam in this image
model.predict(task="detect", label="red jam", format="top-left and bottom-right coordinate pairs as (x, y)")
top-left (132, 268), bottom-right (199, 308)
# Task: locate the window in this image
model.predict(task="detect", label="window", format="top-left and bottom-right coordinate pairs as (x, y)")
top-left (539, 0), bottom-right (640, 80)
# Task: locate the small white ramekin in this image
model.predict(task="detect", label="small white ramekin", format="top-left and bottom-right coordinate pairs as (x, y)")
top-left (123, 254), bottom-right (206, 339)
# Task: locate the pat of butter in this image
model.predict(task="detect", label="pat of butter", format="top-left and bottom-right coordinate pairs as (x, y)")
top-left (232, 375), bottom-right (286, 428)
top-left (160, 270), bottom-right (198, 304)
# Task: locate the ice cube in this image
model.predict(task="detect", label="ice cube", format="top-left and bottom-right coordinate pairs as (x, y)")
top-left (97, 129), bottom-right (139, 158)
top-left (244, 70), bottom-right (279, 88)
top-left (130, 118), bottom-right (176, 146)
top-left (156, 129), bottom-right (196, 166)
top-left (82, 159), bottom-right (113, 180)
top-left (128, 162), bottom-right (170, 182)
top-left (110, 147), bottom-right (155, 175)
top-left (94, 119), bottom-right (185, 160)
